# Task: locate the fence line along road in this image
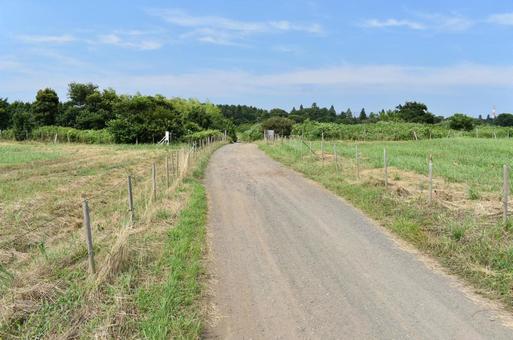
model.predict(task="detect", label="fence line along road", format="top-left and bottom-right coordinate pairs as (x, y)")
top-left (275, 136), bottom-right (512, 226)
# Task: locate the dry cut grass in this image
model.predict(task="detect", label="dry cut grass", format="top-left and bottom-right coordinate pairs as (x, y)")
top-left (0, 140), bottom-right (216, 338)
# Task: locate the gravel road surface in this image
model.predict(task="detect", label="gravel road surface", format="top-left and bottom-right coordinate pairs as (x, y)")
top-left (204, 143), bottom-right (513, 339)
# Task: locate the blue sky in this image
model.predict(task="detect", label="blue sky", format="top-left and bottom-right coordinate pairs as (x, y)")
top-left (1, 0), bottom-right (513, 116)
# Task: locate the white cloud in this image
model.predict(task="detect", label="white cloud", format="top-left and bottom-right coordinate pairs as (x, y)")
top-left (488, 13), bottom-right (513, 26)
top-left (419, 13), bottom-right (474, 32)
top-left (179, 28), bottom-right (246, 46)
top-left (17, 34), bottom-right (75, 44)
top-left (4, 63), bottom-right (513, 103)
top-left (363, 19), bottom-right (426, 30)
top-left (148, 8), bottom-right (323, 45)
top-left (0, 58), bottom-right (25, 72)
top-left (95, 32), bottom-right (163, 50)
top-left (362, 13), bottom-right (474, 32)
top-left (18, 30), bottom-right (164, 50)
top-left (92, 64), bottom-right (513, 99)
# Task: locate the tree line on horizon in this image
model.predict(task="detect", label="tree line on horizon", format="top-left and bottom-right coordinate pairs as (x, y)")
top-left (218, 102), bottom-right (513, 128)
top-left (2, 84), bottom-right (513, 143)
top-left (0, 83), bottom-right (237, 142)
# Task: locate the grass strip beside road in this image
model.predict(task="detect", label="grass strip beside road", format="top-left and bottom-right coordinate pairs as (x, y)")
top-left (135, 142), bottom-right (221, 339)
top-left (136, 178), bottom-right (207, 339)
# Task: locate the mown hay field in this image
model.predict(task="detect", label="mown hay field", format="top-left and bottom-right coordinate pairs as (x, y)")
top-left (0, 141), bottom-right (214, 338)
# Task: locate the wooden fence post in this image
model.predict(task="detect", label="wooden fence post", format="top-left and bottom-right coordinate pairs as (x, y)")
top-left (428, 155), bottom-right (433, 203)
top-left (152, 162), bottom-right (157, 201)
top-left (504, 164), bottom-right (509, 223)
top-left (384, 148), bottom-right (388, 188)
top-left (82, 198), bottom-right (96, 274)
top-left (127, 175), bottom-right (134, 225)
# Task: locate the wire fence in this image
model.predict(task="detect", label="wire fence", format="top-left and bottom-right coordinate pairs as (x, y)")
top-left (0, 136), bottom-right (225, 278)
top-left (269, 135), bottom-right (513, 225)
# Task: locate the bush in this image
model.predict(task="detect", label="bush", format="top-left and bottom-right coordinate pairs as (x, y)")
top-left (292, 120), bottom-right (513, 141)
top-left (261, 117), bottom-right (294, 137)
top-left (449, 114), bottom-right (474, 131)
top-left (32, 126), bottom-right (114, 144)
top-left (496, 113), bottom-right (513, 127)
top-left (239, 123), bottom-right (263, 142)
top-left (12, 111), bottom-right (34, 141)
top-left (0, 129), bottom-right (14, 140)
top-left (183, 129), bottom-right (225, 143)
top-left (293, 120), bottom-right (447, 140)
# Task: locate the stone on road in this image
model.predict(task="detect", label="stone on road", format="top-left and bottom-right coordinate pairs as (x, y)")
top-left (204, 143), bottom-right (513, 339)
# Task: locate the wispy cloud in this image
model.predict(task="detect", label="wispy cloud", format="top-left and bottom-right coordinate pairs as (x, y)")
top-left (17, 30), bottom-right (164, 50)
top-left (3, 63), bottom-right (513, 116)
top-left (17, 34), bottom-right (76, 44)
top-left (362, 19), bottom-right (426, 30)
top-left (89, 63), bottom-right (513, 98)
top-left (148, 8), bottom-right (323, 45)
top-left (96, 32), bottom-right (163, 50)
top-left (0, 58), bottom-right (26, 72)
top-left (362, 13), bottom-right (474, 32)
top-left (488, 13), bottom-right (513, 26)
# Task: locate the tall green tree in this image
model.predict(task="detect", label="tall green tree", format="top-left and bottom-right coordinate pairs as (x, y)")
top-left (495, 113), bottom-right (513, 127)
top-left (449, 113), bottom-right (474, 131)
top-left (108, 95), bottom-right (184, 143)
top-left (328, 105), bottom-right (337, 120)
top-left (359, 108), bottom-right (367, 121)
top-left (68, 82), bottom-right (99, 106)
top-left (33, 88), bottom-right (59, 126)
top-left (395, 101), bottom-right (438, 124)
top-left (0, 98), bottom-right (9, 129)
top-left (270, 108), bottom-right (288, 117)
top-left (261, 116), bottom-right (294, 136)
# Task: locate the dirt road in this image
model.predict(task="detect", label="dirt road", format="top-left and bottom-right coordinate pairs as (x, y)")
top-left (204, 143), bottom-right (513, 339)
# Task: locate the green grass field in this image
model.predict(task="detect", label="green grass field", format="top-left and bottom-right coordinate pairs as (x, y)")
top-left (260, 137), bottom-right (513, 311)
top-left (296, 138), bottom-right (513, 193)
top-left (0, 141), bottom-right (218, 339)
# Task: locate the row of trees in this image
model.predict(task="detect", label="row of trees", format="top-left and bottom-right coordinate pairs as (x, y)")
top-left (0, 83), bottom-right (236, 142)
top-left (219, 101), bottom-right (513, 128)
top-left (3, 86), bottom-right (512, 142)
top-left (218, 102), bottom-right (444, 125)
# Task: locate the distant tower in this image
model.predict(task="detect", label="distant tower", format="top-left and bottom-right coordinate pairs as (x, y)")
top-left (492, 105), bottom-right (497, 119)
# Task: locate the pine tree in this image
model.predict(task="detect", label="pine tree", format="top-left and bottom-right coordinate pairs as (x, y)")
top-left (328, 105), bottom-right (336, 119)
top-left (33, 88), bottom-right (59, 126)
top-left (359, 108), bottom-right (367, 121)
